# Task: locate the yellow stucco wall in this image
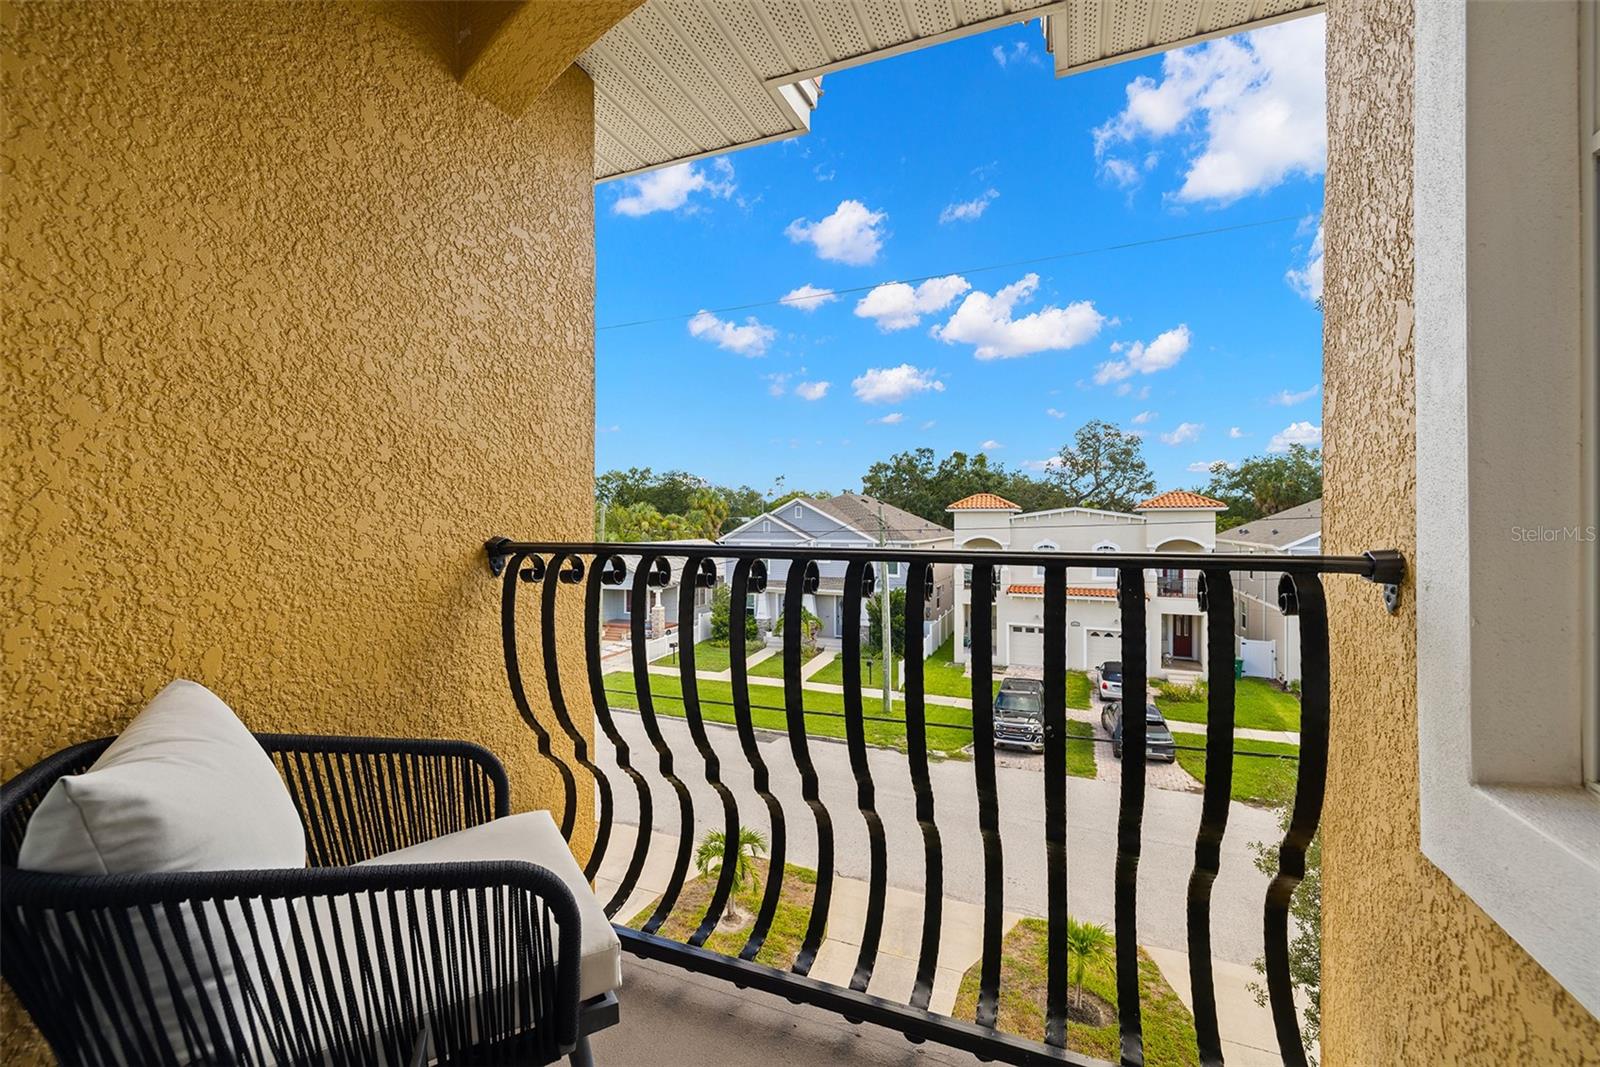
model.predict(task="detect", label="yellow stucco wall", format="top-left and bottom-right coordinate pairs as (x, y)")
top-left (3, 0), bottom-right (610, 1054)
top-left (1321, 0), bottom-right (1600, 1062)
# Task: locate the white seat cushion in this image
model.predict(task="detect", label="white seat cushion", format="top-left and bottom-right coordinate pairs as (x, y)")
top-left (357, 810), bottom-right (622, 1002)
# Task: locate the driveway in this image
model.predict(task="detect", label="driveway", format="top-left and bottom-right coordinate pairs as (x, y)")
top-left (591, 711), bottom-right (1281, 966)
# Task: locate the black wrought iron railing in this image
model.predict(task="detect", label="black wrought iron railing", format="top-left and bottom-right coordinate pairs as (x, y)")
top-left (484, 538), bottom-right (1403, 1067)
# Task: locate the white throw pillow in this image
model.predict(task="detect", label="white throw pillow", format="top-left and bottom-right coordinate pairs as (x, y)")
top-left (18, 678), bottom-right (304, 873)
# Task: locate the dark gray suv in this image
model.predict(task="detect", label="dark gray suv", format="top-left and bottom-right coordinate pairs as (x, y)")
top-left (993, 678), bottom-right (1044, 752)
top-left (1100, 701), bottom-right (1177, 762)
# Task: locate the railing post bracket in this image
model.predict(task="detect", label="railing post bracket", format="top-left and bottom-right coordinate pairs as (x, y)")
top-left (1362, 549), bottom-right (1406, 615)
top-left (484, 536), bottom-right (513, 578)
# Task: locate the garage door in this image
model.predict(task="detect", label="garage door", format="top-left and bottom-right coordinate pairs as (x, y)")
top-left (1008, 625), bottom-right (1044, 667)
top-left (1086, 630), bottom-right (1121, 672)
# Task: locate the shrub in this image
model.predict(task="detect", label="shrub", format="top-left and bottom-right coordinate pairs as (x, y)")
top-left (709, 582), bottom-right (758, 642)
top-left (1154, 677), bottom-right (1208, 703)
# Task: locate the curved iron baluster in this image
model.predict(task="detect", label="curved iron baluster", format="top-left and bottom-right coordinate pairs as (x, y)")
top-left (1264, 572), bottom-right (1328, 1067)
top-left (841, 561), bottom-right (889, 993)
top-left (970, 561), bottom-right (1004, 1029)
top-left (1114, 564), bottom-right (1149, 1064)
top-left (781, 559), bottom-right (835, 976)
top-left (677, 557), bottom-right (744, 947)
top-left (1187, 570), bottom-right (1237, 1066)
top-left (629, 554), bottom-right (696, 935)
top-left (902, 561), bottom-right (942, 1011)
top-left (537, 552), bottom-right (603, 842)
top-left (499, 551), bottom-right (577, 834)
top-left (582, 555), bottom-right (632, 888)
top-left (728, 558), bottom-right (787, 963)
top-left (1042, 563), bottom-right (1070, 1048)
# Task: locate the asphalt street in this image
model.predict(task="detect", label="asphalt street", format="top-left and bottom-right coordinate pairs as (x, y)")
top-left (588, 710), bottom-right (1281, 965)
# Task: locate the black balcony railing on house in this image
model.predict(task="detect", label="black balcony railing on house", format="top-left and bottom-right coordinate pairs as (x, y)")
top-left (1156, 570), bottom-right (1197, 597)
top-left (485, 539), bottom-right (1403, 1067)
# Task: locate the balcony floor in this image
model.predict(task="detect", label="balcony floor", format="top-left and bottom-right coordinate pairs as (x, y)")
top-left (590, 954), bottom-right (987, 1067)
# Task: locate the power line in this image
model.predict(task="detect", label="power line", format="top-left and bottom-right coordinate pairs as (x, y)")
top-left (596, 214), bottom-right (1304, 332)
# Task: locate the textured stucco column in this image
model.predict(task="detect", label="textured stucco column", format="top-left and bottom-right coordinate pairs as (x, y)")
top-left (1321, 0), bottom-right (1600, 1061)
top-left (2, 2), bottom-right (618, 1058)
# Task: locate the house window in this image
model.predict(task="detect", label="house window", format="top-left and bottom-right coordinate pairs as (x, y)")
top-left (761, 519), bottom-right (770, 532)
top-left (1033, 541), bottom-right (1056, 577)
top-left (623, 589), bottom-right (632, 615)
top-left (1093, 542), bottom-right (1119, 579)
top-left (1412, 0), bottom-right (1599, 1012)
top-left (793, 504), bottom-right (802, 521)
top-left (888, 561), bottom-right (902, 578)
top-left (745, 592), bottom-right (756, 616)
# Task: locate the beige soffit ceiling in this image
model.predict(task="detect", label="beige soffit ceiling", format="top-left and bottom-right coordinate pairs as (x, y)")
top-left (580, 0), bottom-right (1325, 183)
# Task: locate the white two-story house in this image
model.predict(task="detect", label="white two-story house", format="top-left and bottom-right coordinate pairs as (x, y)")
top-left (947, 490), bottom-right (1230, 679)
top-left (719, 493), bottom-right (955, 641)
top-left (1215, 498), bottom-right (1322, 683)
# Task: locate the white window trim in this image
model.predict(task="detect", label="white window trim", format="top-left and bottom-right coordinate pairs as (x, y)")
top-left (1414, 0), bottom-right (1599, 1016)
top-left (1032, 539), bottom-right (1057, 577)
top-left (1092, 540), bottom-right (1119, 580)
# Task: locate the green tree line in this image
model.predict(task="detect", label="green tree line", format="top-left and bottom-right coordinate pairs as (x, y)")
top-left (596, 423), bottom-right (1320, 540)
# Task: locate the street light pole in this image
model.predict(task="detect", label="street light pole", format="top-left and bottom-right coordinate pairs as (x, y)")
top-left (879, 502), bottom-right (893, 715)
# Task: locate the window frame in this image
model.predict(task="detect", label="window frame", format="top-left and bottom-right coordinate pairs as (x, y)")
top-left (1414, 0), bottom-right (1599, 1015)
top-left (1092, 541), bottom-right (1119, 580)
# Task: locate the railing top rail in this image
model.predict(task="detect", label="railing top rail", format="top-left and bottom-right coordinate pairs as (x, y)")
top-left (488, 538), bottom-right (1401, 582)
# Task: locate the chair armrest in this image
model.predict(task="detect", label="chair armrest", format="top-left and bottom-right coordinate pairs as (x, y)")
top-left (1, 859), bottom-right (583, 1064)
top-left (253, 733), bottom-right (511, 866)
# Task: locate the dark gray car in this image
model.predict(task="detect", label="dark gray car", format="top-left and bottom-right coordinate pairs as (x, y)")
top-left (1100, 701), bottom-right (1177, 761)
top-left (993, 680), bottom-right (1044, 752)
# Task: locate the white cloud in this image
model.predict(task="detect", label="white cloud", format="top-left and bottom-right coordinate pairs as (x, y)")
top-left (1161, 422), bottom-right (1203, 445)
top-left (932, 273), bottom-right (1105, 359)
top-left (852, 364), bottom-right (946, 404)
top-left (794, 380), bottom-right (830, 401)
top-left (980, 439), bottom-right (1003, 450)
top-left (1094, 324), bottom-right (1191, 384)
top-left (1046, 407), bottom-right (1065, 419)
top-left (1022, 456), bottom-right (1065, 472)
top-left (1229, 426), bottom-right (1247, 438)
top-left (1287, 223), bottom-right (1325, 302)
top-left (1268, 421), bottom-right (1322, 452)
top-left (873, 412), bottom-right (905, 425)
top-left (1092, 15), bottom-right (1325, 204)
top-left (940, 189), bottom-right (999, 224)
top-left (785, 199), bottom-right (887, 265)
top-left (920, 420), bottom-right (937, 430)
top-left (1272, 385), bottom-right (1319, 406)
top-left (1187, 459), bottom-right (1230, 473)
top-left (687, 309), bottom-right (777, 356)
top-left (779, 284), bottom-right (838, 312)
top-left (613, 158), bottom-right (736, 216)
top-left (597, 424), bottom-right (620, 434)
top-left (1101, 158), bottom-right (1141, 189)
top-left (1131, 410), bottom-right (1158, 425)
top-left (854, 275), bottom-right (971, 331)
top-left (765, 372), bottom-right (791, 396)
top-left (992, 41), bottom-right (1039, 68)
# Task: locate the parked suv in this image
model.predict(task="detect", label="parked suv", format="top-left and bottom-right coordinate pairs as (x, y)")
top-left (993, 677), bottom-right (1044, 752)
top-left (1096, 661), bottom-right (1123, 702)
top-left (1100, 701), bottom-right (1177, 762)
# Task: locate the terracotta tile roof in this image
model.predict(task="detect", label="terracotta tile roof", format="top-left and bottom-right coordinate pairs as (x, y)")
top-left (1004, 584), bottom-right (1118, 598)
top-left (947, 492), bottom-right (1022, 511)
top-left (1134, 489), bottom-right (1229, 511)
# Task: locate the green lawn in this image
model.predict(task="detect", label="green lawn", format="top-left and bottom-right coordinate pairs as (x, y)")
top-left (625, 860), bottom-right (817, 971)
top-left (652, 640), bottom-right (733, 673)
top-left (1170, 731), bottom-right (1300, 806)
top-left (746, 645), bottom-right (822, 679)
top-left (952, 917), bottom-right (1198, 1065)
top-left (1065, 719), bottom-right (1097, 778)
top-left (1066, 670), bottom-right (1091, 710)
top-left (1155, 677), bottom-right (1301, 733)
top-left (808, 649), bottom-right (900, 690)
top-left (603, 671), bottom-right (974, 756)
top-left (922, 637), bottom-right (1002, 699)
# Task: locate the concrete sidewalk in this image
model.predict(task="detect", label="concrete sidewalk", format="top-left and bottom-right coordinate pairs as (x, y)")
top-left (595, 824), bottom-right (1020, 1016)
top-left (595, 822), bottom-right (1286, 1061)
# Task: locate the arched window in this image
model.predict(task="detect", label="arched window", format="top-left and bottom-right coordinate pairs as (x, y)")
top-left (1093, 541), bottom-right (1120, 580)
top-left (1033, 540), bottom-right (1057, 577)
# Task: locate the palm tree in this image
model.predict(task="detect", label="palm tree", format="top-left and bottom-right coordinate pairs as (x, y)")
top-left (1065, 916), bottom-right (1114, 1013)
top-left (694, 827), bottom-right (768, 925)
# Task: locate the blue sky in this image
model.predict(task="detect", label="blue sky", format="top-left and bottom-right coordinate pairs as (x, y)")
top-left (594, 15), bottom-right (1326, 495)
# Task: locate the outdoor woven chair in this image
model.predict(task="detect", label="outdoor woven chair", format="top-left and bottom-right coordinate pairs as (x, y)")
top-left (1, 729), bottom-right (619, 1067)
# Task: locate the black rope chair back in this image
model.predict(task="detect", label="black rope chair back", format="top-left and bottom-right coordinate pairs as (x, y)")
top-left (1, 735), bottom-right (582, 1067)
